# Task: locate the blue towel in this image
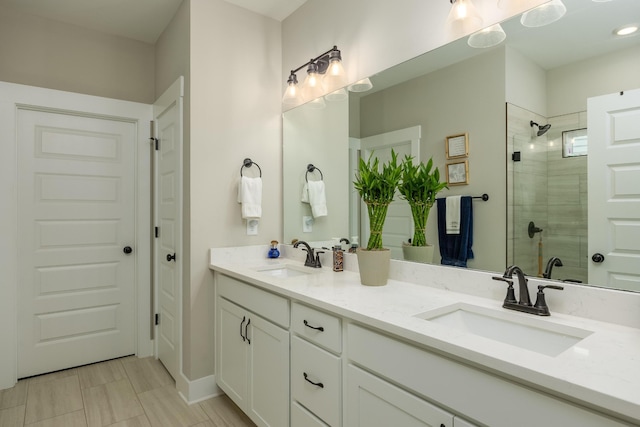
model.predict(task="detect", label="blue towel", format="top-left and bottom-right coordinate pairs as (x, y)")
top-left (437, 196), bottom-right (474, 267)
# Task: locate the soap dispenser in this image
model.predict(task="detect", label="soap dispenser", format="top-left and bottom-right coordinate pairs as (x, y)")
top-left (268, 240), bottom-right (280, 258)
top-left (332, 244), bottom-right (344, 272)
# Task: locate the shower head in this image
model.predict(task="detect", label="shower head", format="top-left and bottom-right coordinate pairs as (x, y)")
top-left (530, 120), bottom-right (551, 136)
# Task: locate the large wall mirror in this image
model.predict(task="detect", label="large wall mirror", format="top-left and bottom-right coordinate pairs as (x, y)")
top-left (283, 0), bottom-right (640, 291)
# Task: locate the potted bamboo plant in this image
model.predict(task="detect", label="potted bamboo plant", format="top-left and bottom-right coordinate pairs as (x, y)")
top-left (353, 150), bottom-right (402, 286)
top-left (398, 155), bottom-right (448, 263)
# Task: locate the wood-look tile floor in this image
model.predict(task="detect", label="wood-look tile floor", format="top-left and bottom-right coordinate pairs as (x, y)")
top-left (0, 357), bottom-right (255, 427)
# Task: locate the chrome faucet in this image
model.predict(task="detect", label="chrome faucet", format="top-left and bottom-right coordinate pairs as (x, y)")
top-left (293, 240), bottom-right (323, 268)
top-left (543, 257), bottom-right (563, 279)
top-left (493, 265), bottom-right (564, 316)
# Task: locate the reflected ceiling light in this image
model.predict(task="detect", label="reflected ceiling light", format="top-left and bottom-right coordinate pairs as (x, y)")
top-left (521, 0), bottom-right (566, 27)
top-left (306, 97), bottom-right (326, 109)
top-left (468, 23), bottom-right (507, 48)
top-left (614, 24), bottom-right (638, 36)
top-left (348, 77), bottom-right (373, 93)
top-left (282, 45), bottom-right (346, 105)
top-left (446, 0), bottom-right (483, 37)
top-left (325, 88), bottom-right (348, 102)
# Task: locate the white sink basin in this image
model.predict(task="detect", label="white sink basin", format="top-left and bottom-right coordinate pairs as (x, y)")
top-left (255, 264), bottom-right (312, 278)
top-left (415, 303), bottom-right (592, 357)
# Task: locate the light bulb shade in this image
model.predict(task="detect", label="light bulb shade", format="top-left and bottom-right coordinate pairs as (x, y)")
top-left (282, 73), bottom-right (302, 106)
top-left (348, 77), bottom-right (373, 93)
top-left (306, 97), bottom-right (326, 109)
top-left (467, 23), bottom-right (507, 48)
top-left (446, 0), bottom-right (483, 38)
top-left (301, 62), bottom-right (324, 101)
top-left (325, 88), bottom-right (348, 102)
top-left (323, 58), bottom-right (347, 92)
top-left (520, 0), bottom-right (566, 28)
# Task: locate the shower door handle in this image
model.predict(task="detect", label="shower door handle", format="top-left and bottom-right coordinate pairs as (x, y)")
top-left (591, 253), bottom-right (605, 263)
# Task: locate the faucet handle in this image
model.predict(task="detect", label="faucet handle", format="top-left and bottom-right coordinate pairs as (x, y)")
top-left (314, 250), bottom-right (325, 268)
top-left (492, 276), bottom-right (517, 304)
top-left (533, 284), bottom-right (564, 315)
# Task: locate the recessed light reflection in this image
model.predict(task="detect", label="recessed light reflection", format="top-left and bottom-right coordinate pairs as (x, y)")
top-left (614, 25), bottom-right (638, 36)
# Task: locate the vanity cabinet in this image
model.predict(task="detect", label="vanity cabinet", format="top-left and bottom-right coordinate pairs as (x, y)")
top-left (347, 323), bottom-right (628, 427)
top-left (215, 275), bottom-right (290, 427)
top-left (291, 303), bottom-right (342, 426)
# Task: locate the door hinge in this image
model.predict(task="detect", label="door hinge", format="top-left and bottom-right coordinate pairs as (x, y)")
top-left (155, 313), bottom-right (160, 325)
top-left (155, 227), bottom-right (159, 238)
top-left (149, 121), bottom-right (159, 150)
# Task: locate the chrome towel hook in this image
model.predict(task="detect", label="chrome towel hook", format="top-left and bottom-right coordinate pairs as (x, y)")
top-left (305, 164), bottom-right (323, 182)
top-left (240, 158), bottom-right (262, 177)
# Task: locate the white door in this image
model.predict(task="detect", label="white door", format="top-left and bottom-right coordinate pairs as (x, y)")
top-left (360, 126), bottom-right (420, 258)
top-left (17, 107), bottom-right (136, 377)
top-left (153, 77), bottom-right (183, 380)
top-left (588, 88), bottom-right (640, 291)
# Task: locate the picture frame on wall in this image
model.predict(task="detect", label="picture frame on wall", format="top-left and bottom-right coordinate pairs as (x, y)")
top-left (445, 133), bottom-right (469, 159)
top-left (447, 160), bottom-right (469, 185)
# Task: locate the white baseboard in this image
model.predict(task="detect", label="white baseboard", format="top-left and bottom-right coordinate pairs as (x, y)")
top-left (177, 372), bottom-right (223, 404)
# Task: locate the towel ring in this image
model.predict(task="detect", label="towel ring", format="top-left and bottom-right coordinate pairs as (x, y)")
top-left (240, 158), bottom-right (262, 177)
top-left (305, 164), bottom-right (323, 182)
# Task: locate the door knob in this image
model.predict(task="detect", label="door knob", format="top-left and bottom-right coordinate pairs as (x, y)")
top-left (591, 253), bottom-right (605, 263)
top-left (123, 246), bottom-right (133, 255)
top-left (166, 253), bottom-right (176, 262)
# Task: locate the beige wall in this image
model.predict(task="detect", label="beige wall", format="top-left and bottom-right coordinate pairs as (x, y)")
top-left (0, 6), bottom-right (155, 103)
top-left (547, 44), bottom-right (640, 117)
top-left (358, 49), bottom-right (507, 272)
top-left (186, 0), bottom-right (282, 380)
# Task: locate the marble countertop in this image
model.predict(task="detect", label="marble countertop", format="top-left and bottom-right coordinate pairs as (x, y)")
top-left (209, 248), bottom-right (640, 424)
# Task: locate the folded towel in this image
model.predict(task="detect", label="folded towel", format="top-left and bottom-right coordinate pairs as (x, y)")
top-left (437, 196), bottom-right (474, 267)
top-left (237, 176), bottom-right (262, 219)
top-left (446, 195), bottom-right (462, 234)
top-left (305, 180), bottom-right (328, 218)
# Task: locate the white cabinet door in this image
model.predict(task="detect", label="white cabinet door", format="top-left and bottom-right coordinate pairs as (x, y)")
top-left (453, 416), bottom-right (479, 427)
top-left (216, 296), bottom-right (289, 427)
top-left (247, 313), bottom-right (290, 427)
top-left (216, 298), bottom-right (249, 407)
top-left (346, 364), bottom-right (453, 427)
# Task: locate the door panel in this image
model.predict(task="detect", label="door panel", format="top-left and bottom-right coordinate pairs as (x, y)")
top-left (17, 108), bottom-right (136, 378)
top-left (153, 78), bottom-right (183, 380)
top-left (588, 89), bottom-right (640, 291)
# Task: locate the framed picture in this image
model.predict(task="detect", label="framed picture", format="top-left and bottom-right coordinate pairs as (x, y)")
top-left (445, 133), bottom-right (469, 159)
top-left (447, 160), bottom-right (469, 185)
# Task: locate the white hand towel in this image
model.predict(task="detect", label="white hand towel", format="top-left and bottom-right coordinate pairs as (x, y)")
top-left (237, 176), bottom-right (262, 219)
top-left (446, 195), bottom-right (461, 235)
top-left (307, 180), bottom-right (327, 218)
top-left (301, 183), bottom-right (310, 203)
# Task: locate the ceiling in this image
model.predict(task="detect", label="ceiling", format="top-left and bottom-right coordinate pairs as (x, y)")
top-left (0, 0), bottom-right (306, 44)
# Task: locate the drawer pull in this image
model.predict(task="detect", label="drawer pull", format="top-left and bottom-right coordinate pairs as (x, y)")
top-left (240, 316), bottom-right (246, 341)
top-left (245, 318), bottom-right (251, 344)
top-left (303, 319), bottom-right (324, 332)
top-left (303, 372), bottom-right (324, 388)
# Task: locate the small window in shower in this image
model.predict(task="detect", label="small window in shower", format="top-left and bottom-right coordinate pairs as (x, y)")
top-left (562, 128), bottom-right (588, 158)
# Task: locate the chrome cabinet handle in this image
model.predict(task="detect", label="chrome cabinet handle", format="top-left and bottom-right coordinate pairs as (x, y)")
top-left (303, 320), bottom-right (324, 332)
top-left (166, 253), bottom-right (176, 262)
top-left (303, 372), bottom-right (324, 388)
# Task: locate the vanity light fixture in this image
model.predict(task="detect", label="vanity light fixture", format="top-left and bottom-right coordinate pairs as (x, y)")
top-left (468, 23), bottom-right (507, 48)
top-left (446, 0), bottom-right (483, 38)
top-left (282, 45), bottom-right (347, 105)
top-left (520, 0), bottom-right (566, 28)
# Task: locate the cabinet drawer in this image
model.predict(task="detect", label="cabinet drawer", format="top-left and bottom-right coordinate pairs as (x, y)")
top-left (292, 302), bottom-right (342, 353)
top-left (292, 401), bottom-right (330, 427)
top-left (291, 336), bottom-right (341, 427)
top-left (216, 273), bottom-right (289, 328)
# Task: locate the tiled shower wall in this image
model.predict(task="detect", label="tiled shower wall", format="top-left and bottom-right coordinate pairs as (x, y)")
top-left (507, 104), bottom-right (587, 282)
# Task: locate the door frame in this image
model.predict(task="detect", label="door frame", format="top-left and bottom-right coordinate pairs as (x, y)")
top-left (0, 81), bottom-right (153, 390)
